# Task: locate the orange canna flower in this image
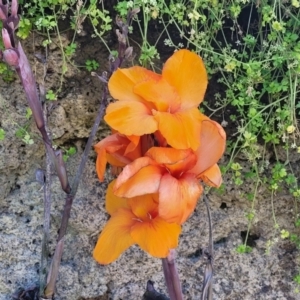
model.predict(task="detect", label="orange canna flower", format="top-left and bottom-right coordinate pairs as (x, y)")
top-left (94, 132), bottom-right (159, 181)
top-left (113, 119), bottom-right (226, 224)
top-left (105, 49), bottom-right (208, 150)
top-left (93, 181), bottom-right (181, 264)
top-left (94, 133), bottom-right (142, 181)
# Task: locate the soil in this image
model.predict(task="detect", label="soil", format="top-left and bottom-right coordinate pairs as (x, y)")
top-left (1, 12), bottom-right (300, 300)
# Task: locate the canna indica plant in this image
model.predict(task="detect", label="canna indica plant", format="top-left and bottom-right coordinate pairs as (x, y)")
top-left (94, 49), bottom-right (226, 298)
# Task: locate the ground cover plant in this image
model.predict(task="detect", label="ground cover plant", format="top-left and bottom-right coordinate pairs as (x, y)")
top-left (1, 0), bottom-right (300, 298)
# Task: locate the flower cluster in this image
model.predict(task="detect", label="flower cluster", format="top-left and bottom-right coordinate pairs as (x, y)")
top-left (93, 49), bottom-right (226, 264)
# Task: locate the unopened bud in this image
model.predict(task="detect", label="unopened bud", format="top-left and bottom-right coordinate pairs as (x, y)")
top-left (124, 47), bottom-right (133, 59)
top-left (116, 29), bottom-right (126, 45)
top-left (3, 48), bottom-right (19, 67)
top-left (11, 0), bottom-right (18, 17)
top-left (0, 3), bottom-right (8, 21)
top-left (130, 8), bottom-right (140, 17)
top-left (115, 16), bottom-right (124, 29)
top-left (2, 28), bottom-right (12, 49)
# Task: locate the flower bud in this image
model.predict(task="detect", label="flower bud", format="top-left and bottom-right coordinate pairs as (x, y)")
top-left (130, 8), bottom-right (140, 17)
top-left (116, 29), bottom-right (126, 45)
top-left (11, 0), bottom-right (18, 17)
top-left (2, 28), bottom-right (12, 49)
top-left (0, 3), bottom-right (8, 21)
top-left (124, 47), bottom-right (133, 59)
top-left (3, 48), bottom-right (19, 67)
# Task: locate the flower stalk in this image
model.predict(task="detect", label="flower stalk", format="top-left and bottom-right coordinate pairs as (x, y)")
top-left (43, 11), bottom-right (137, 299)
top-left (93, 30), bottom-right (226, 300)
top-left (162, 250), bottom-right (183, 300)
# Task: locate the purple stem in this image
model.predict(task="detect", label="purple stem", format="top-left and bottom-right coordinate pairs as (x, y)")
top-left (43, 82), bottom-right (109, 298)
top-left (162, 250), bottom-right (183, 300)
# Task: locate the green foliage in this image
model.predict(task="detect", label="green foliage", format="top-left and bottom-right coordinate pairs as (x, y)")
top-left (25, 108), bottom-right (32, 120)
top-left (236, 244), bottom-right (252, 254)
top-left (294, 274), bottom-right (300, 285)
top-left (63, 146), bottom-right (77, 162)
top-left (16, 127), bottom-right (34, 145)
top-left (65, 43), bottom-right (77, 57)
top-left (85, 59), bottom-right (99, 72)
top-left (280, 229), bottom-right (290, 239)
top-left (13, 0), bottom-right (114, 91)
top-left (17, 17), bottom-right (32, 39)
top-left (139, 44), bottom-right (160, 67)
top-left (0, 62), bottom-right (14, 82)
top-left (46, 90), bottom-right (57, 101)
top-left (35, 15), bottom-right (57, 31)
top-left (0, 128), bottom-right (5, 140)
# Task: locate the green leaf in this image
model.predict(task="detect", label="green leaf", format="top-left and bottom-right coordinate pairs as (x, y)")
top-left (0, 128), bottom-right (5, 140)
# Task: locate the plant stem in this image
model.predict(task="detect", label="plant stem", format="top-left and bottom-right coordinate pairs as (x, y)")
top-left (42, 10), bottom-right (134, 298)
top-left (43, 86), bottom-right (108, 298)
top-left (40, 87), bottom-right (52, 296)
top-left (162, 249), bottom-right (183, 300)
top-left (201, 193), bottom-right (214, 300)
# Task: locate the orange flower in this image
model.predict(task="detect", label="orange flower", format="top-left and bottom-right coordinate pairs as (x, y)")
top-left (113, 119), bottom-right (226, 224)
top-left (94, 132), bottom-right (159, 181)
top-left (93, 181), bottom-right (181, 264)
top-left (94, 133), bottom-right (141, 181)
top-left (105, 49), bottom-right (208, 150)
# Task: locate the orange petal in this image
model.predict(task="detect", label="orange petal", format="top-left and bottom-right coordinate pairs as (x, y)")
top-left (162, 49), bottom-right (208, 109)
top-left (104, 101), bottom-right (158, 136)
top-left (94, 133), bottom-right (138, 180)
top-left (108, 66), bottom-right (160, 102)
top-left (128, 193), bottom-right (159, 220)
top-left (153, 108), bottom-right (206, 150)
top-left (199, 163), bottom-right (222, 187)
top-left (108, 135), bottom-right (142, 165)
top-left (106, 153), bottom-right (128, 167)
top-left (190, 120), bottom-right (226, 175)
top-left (134, 77), bottom-right (180, 112)
top-left (94, 134), bottom-right (121, 181)
top-left (94, 134), bottom-right (119, 154)
top-left (114, 157), bottom-right (163, 198)
top-left (131, 217), bottom-right (181, 258)
top-left (95, 148), bottom-right (108, 182)
top-left (93, 208), bottom-right (135, 264)
top-left (106, 180), bottom-right (130, 215)
top-left (124, 135), bottom-right (141, 155)
top-left (146, 147), bottom-right (197, 175)
top-left (158, 173), bottom-right (203, 224)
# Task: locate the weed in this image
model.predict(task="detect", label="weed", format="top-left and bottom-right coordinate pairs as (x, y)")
top-left (236, 244), bottom-right (252, 254)
top-left (16, 127), bottom-right (34, 145)
top-left (46, 90), bottom-right (57, 101)
top-left (0, 62), bottom-right (15, 81)
top-left (85, 59), bottom-right (99, 72)
top-left (0, 128), bottom-right (5, 140)
top-left (62, 146), bottom-right (76, 162)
